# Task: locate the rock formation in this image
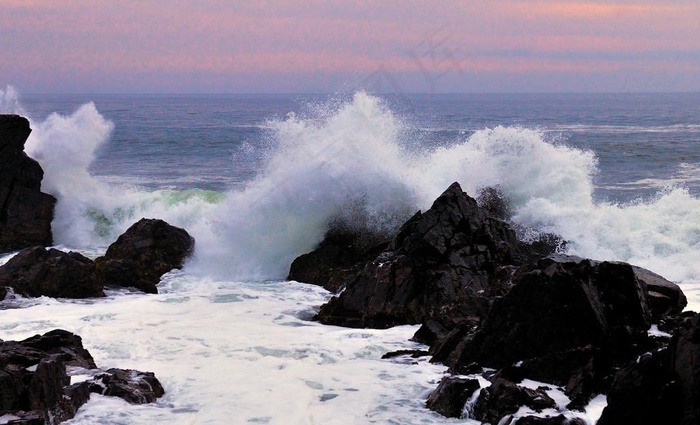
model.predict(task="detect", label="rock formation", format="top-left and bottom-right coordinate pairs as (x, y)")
top-left (0, 329), bottom-right (164, 424)
top-left (95, 218), bottom-right (195, 294)
top-left (0, 115), bottom-right (55, 253)
top-left (0, 247), bottom-right (104, 298)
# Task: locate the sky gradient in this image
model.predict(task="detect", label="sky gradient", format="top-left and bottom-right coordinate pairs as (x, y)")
top-left (1, 0), bottom-right (699, 93)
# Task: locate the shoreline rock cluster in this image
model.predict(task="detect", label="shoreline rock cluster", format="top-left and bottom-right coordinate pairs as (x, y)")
top-left (290, 182), bottom-right (696, 424)
top-left (0, 329), bottom-right (164, 424)
top-left (1, 115), bottom-right (193, 423)
top-left (0, 115), bottom-right (55, 253)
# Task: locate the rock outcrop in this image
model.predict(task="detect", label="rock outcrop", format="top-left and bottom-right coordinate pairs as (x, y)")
top-left (0, 329), bottom-right (164, 424)
top-left (316, 182), bottom-right (521, 328)
top-left (0, 115), bottom-right (55, 253)
top-left (288, 181), bottom-right (692, 424)
top-left (0, 247), bottom-right (104, 299)
top-left (287, 227), bottom-right (389, 293)
top-left (95, 218), bottom-right (195, 294)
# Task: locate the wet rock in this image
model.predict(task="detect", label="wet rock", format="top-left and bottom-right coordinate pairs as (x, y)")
top-left (450, 255), bottom-right (652, 371)
top-left (89, 368), bottom-right (165, 404)
top-left (0, 115), bottom-right (55, 253)
top-left (426, 376), bottom-right (481, 418)
top-left (631, 265), bottom-right (687, 319)
top-left (0, 330), bottom-right (164, 424)
top-left (597, 351), bottom-right (681, 425)
top-left (18, 329), bottom-right (97, 369)
top-left (287, 227), bottom-right (389, 292)
top-left (472, 377), bottom-right (556, 424)
top-left (514, 415), bottom-right (587, 425)
top-left (0, 247), bottom-right (104, 299)
top-left (316, 182), bottom-right (521, 328)
top-left (95, 218), bottom-right (194, 294)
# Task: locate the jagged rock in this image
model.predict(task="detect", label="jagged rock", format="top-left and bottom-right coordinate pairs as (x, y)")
top-left (0, 330), bottom-right (164, 424)
top-left (472, 377), bottom-right (556, 424)
top-left (316, 182), bottom-right (521, 328)
top-left (18, 329), bottom-right (97, 369)
top-left (0, 115), bottom-right (55, 253)
top-left (449, 255), bottom-right (652, 371)
top-left (89, 368), bottom-right (165, 404)
top-left (0, 247), bottom-right (104, 299)
top-left (95, 218), bottom-right (194, 294)
top-left (287, 227), bottom-right (389, 292)
top-left (631, 265), bottom-right (687, 319)
top-left (426, 376), bottom-right (481, 418)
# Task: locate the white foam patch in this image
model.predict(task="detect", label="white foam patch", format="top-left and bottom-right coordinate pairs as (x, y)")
top-left (1, 275), bottom-right (456, 424)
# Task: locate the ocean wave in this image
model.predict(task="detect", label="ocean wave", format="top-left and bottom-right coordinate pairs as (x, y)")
top-left (6, 88), bottom-right (700, 292)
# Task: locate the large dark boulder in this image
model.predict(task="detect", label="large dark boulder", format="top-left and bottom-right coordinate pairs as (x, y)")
top-left (89, 368), bottom-right (165, 404)
top-left (0, 115), bottom-right (55, 253)
top-left (287, 227), bottom-right (389, 292)
top-left (0, 330), bottom-right (165, 424)
top-left (95, 218), bottom-right (194, 294)
top-left (472, 377), bottom-right (556, 424)
top-left (316, 182), bottom-right (521, 328)
top-left (0, 247), bottom-right (104, 299)
top-left (448, 255), bottom-right (652, 371)
top-left (426, 376), bottom-right (481, 418)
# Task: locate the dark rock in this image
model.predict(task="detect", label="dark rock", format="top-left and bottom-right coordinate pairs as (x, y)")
top-left (0, 115), bottom-right (55, 253)
top-left (95, 218), bottom-right (194, 294)
top-left (19, 329), bottom-right (97, 369)
top-left (451, 255), bottom-right (652, 371)
top-left (0, 330), bottom-right (164, 423)
top-left (631, 265), bottom-right (687, 319)
top-left (472, 377), bottom-right (556, 424)
top-left (426, 376), bottom-right (481, 418)
top-left (380, 349), bottom-right (429, 359)
top-left (27, 356), bottom-right (69, 412)
top-left (668, 314), bottom-right (700, 424)
top-left (287, 227), bottom-right (389, 292)
top-left (89, 368), bottom-right (165, 404)
top-left (0, 247), bottom-right (104, 299)
top-left (515, 416), bottom-right (587, 425)
top-left (598, 351), bottom-right (681, 425)
top-left (316, 182), bottom-right (521, 328)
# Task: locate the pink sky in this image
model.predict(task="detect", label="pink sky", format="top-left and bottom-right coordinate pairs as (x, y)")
top-left (1, 0), bottom-right (699, 93)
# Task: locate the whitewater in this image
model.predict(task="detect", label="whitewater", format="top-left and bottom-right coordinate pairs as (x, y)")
top-left (1, 86), bottom-right (699, 424)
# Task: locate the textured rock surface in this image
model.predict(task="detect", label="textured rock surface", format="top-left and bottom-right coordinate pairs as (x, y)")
top-left (316, 182), bottom-right (520, 328)
top-left (287, 227), bottom-right (389, 292)
top-left (0, 115), bottom-right (55, 253)
top-left (425, 376), bottom-right (481, 418)
top-left (0, 330), bottom-right (164, 424)
top-left (95, 218), bottom-right (194, 294)
top-left (0, 247), bottom-right (104, 299)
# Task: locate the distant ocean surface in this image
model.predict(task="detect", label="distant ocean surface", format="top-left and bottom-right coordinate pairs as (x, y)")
top-left (1, 90), bottom-right (699, 424)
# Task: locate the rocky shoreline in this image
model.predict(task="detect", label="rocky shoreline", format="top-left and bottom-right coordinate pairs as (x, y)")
top-left (1, 115), bottom-right (195, 423)
top-left (4, 112), bottom-right (699, 423)
top-left (290, 182), bottom-right (698, 425)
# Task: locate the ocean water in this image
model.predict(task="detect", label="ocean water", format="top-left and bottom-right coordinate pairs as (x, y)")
top-left (1, 86), bottom-right (699, 424)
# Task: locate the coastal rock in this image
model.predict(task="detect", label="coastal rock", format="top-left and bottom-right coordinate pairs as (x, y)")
top-left (448, 255), bottom-right (652, 370)
top-left (89, 368), bottom-right (165, 404)
top-left (426, 376), bottom-right (481, 418)
top-left (472, 378), bottom-right (556, 424)
top-left (631, 265), bottom-right (687, 319)
top-left (0, 247), bottom-right (104, 299)
top-left (0, 330), bottom-right (164, 424)
top-left (316, 182), bottom-right (520, 328)
top-left (287, 227), bottom-right (389, 292)
top-left (0, 115), bottom-right (56, 253)
top-left (95, 218), bottom-right (194, 294)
